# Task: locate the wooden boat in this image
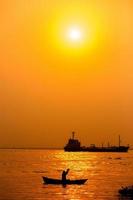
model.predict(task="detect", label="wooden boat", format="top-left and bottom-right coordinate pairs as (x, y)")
top-left (42, 176), bottom-right (88, 185)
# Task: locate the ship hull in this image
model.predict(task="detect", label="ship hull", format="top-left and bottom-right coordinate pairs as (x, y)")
top-left (64, 146), bottom-right (129, 152)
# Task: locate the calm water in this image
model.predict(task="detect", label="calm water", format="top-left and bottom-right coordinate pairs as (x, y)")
top-left (0, 149), bottom-right (133, 200)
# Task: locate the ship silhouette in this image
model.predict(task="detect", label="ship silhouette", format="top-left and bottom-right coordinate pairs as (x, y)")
top-left (64, 132), bottom-right (129, 152)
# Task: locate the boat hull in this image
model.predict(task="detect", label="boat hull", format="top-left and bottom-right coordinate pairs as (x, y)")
top-left (64, 147), bottom-right (129, 152)
top-left (64, 133), bottom-right (129, 152)
top-left (42, 176), bottom-right (87, 185)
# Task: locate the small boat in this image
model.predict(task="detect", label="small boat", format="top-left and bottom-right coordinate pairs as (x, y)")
top-left (119, 186), bottom-right (133, 196)
top-left (42, 176), bottom-right (88, 185)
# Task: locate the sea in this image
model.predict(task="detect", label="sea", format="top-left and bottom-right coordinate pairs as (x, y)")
top-left (0, 149), bottom-right (133, 200)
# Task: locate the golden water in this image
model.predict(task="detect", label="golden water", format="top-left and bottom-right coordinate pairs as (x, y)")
top-left (0, 149), bottom-right (133, 200)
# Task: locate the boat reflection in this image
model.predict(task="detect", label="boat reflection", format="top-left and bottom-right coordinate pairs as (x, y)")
top-left (118, 196), bottom-right (133, 200)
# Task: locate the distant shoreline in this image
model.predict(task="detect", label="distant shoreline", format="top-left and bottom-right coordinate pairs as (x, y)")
top-left (0, 148), bottom-right (133, 151)
top-left (0, 147), bottom-right (63, 150)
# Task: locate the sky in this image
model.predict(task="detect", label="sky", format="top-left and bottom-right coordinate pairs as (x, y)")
top-left (0, 0), bottom-right (133, 148)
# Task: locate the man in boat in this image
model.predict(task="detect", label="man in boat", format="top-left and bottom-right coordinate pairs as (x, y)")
top-left (62, 169), bottom-right (69, 182)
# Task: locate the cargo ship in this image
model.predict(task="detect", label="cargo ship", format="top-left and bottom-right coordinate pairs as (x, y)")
top-left (64, 132), bottom-right (129, 152)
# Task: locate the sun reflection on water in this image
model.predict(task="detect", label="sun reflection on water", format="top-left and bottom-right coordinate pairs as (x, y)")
top-left (1, 150), bottom-right (132, 200)
top-left (54, 152), bottom-right (99, 179)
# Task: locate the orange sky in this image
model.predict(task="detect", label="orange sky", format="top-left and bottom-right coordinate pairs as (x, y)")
top-left (1, 1), bottom-right (133, 148)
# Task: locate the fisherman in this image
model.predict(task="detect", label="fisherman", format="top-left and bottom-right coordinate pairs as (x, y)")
top-left (62, 169), bottom-right (69, 182)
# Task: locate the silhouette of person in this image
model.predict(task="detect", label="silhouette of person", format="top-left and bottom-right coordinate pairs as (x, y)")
top-left (62, 169), bottom-right (69, 182)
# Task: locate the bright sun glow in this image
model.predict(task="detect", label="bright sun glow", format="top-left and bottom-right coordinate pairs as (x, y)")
top-left (68, 28), bottom-right (82, 41)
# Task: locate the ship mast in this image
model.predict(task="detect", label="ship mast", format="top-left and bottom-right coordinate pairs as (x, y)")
top-left (118, 135), bottom-right (121, 147)
top-left (72, 132), bottom-right (75, 140)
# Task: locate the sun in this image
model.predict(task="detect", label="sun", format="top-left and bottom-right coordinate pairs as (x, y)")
top-left (68, 28), bottom-right (82, 41)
